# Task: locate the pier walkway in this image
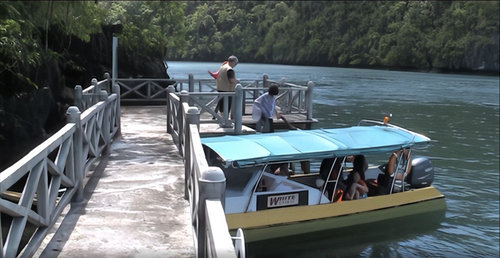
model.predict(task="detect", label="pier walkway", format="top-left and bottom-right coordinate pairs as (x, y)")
top-left (36, 106), bottom-right (195, 257)
top-left (2, 71), bottom-right (315, 257)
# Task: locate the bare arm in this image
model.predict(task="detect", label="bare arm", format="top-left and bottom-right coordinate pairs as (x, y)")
top-left (227, 70), bottom-right (238, 84)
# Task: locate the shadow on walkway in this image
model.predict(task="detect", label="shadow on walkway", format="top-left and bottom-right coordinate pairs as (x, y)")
top-left (37, 106), bottom-right (194, 257)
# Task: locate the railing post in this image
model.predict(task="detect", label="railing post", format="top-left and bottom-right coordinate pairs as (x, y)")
top-left (234, 84), bottom-right (243, 134)
top-left (92, 78), bottom-right (98, 92)
top-left (104, 72), bottom-right (111, 92)
top-left (189, 74), bottom-right (194, 106)
top-left (66, 106), bottom-right (84, 202)
top-left (179, 90), bottom-right (189, 152)
top-left (112, 36), bottom-right (118, 93)
top-left (147, 80), bottom-right (152, 99)
top-left (166, 85), bottom-right (176, 134)
top-left (306, 81), bottom-right (314, 120)
top-left (263, 74), bottom-right (269, 88)
top-left (198, 167), bottom-right (226, 258)
top-left (74, 85), bottom-right (83, 111)
top-left (189, 74), bottom-right (194, 92)
top-left (184, 107), bottom-right (200, 200)
top-left (99, 90), bottom-right (111, 154)
top-left (112, 82), bottom-right (121, 136)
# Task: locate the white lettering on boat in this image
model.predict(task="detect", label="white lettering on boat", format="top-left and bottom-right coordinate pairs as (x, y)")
top-left (267, 193), bottom-right (299, 208)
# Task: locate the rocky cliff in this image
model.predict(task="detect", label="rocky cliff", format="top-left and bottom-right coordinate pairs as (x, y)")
top-left (0, 25), bottom-right (168, 170)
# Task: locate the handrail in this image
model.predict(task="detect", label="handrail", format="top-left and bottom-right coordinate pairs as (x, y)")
top-left (172, 99), bottom-right (240, 256)
top-left (319, 156), bottom-right (347, 204)
top-left (0, 75), bottom-right (120, 258)
top-left (75, 73), bottom-right (112, 111)
top-left (205, 200), bottom-right (240, 258)
top-left (164, 74), bottom-right (317, 258)
top-left (164, 74), bottom-right (314, 134)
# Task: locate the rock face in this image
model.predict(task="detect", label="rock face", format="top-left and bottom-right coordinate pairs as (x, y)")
top-left (0, 24), bottom-right (168, 170)
top-left (0, 88), bottom-right (66, 170)
top-left (464, 33), bottom-right (500, 72)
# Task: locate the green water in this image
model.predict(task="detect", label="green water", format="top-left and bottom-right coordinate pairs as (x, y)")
top-left (168, 62), bottom-right (499, 257)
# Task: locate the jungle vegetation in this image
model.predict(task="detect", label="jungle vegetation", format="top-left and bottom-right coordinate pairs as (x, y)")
top-left (0, 1), bottom-right (498, 169)
top-left (1, 1), bottom-right (498, 97)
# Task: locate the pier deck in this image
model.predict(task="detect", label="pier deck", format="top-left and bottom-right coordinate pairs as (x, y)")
top-left (36, 106), bottom-right (195, 257)
top-left (34, 104), bottom-right (315, 256)
top-left (199, 104), bottom-right (317, 136)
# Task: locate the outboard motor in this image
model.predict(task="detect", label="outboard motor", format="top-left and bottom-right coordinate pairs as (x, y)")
top-left (407, 156), bottom-right (434, 188)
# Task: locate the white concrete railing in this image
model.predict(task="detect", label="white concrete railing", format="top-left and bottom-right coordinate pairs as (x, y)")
top-left (115, 78), bottom-right (175, 104)
top-left (166, 83), bottom-right (244, 154)
top-left (166, 74), bottom-right (317, 258)
top-left (172, 96), bottom-right (242, 257)
top-left (125, 74), bottom-right (314, 128)
top-left (75, 73), bottom-right (112, 111)
top-left (0, 78), bottom-right (120, 258)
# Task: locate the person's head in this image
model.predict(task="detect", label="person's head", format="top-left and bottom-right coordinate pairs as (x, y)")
top-left (268, 84), bottom-right (279, 96)
top-left (228, 55), bottom-right (239, 68)
top-left (353, 155), bottom-right (367, 180)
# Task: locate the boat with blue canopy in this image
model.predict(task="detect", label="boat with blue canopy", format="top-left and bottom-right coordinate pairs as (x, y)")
top-left (201, 119), bottom-right (445, 242)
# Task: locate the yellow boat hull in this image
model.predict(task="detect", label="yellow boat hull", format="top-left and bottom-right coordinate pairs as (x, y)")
top-left (226, 186), bottom-right (445, 242)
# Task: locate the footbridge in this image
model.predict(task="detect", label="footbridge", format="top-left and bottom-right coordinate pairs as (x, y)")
top-left (1, 35), bottom-right (317, 258)
top-left (1, 70), bottom-right (316, 257)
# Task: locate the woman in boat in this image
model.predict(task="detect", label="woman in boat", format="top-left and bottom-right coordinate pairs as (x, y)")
top-left (344, 155), bottom-right (369, 200)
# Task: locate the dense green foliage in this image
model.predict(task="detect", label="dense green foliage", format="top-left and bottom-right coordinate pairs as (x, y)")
top-left (101, 1), bottom-right (187, 61)
top-left (0, 1), bottom-right (107, 96)
top-left (180, 1), bottom-right (499, 72)
top-left (0, 1), bottom-right (498, 170)
top-left (0, 1), bottom-right (498, 96)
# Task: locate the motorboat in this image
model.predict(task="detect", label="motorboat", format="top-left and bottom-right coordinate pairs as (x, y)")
top-left (201, 119), bottom-right (446, 242)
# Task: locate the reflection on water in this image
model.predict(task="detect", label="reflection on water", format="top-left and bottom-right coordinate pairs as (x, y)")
top-left (167, 62), bottom-right (499, 257)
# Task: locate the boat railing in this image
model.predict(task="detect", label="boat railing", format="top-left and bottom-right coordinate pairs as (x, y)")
top-left (178, 103), bottom-right (242, 258)
top-left (319, 156), bottom-right (347, 204)
top-left (0, 76), bottom-right (121, 258)
top-left (389, 148), bottom-right (412, 194)
top-left (245, 164), bottom-right (268, 212)
top-left (359, 119), bottom-right (420, 139)
top-left (359, 119), bottom-right (421, 194)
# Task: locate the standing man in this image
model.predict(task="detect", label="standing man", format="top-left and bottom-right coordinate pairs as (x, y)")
top-left (215, 55), bottom-right (239, 116)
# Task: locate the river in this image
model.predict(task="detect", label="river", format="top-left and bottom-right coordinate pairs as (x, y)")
top-left (167, 61), bottom-right (499, 258)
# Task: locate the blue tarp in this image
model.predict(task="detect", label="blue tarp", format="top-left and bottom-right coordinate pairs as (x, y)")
top-left (201, 125), bottom-right (431, 167)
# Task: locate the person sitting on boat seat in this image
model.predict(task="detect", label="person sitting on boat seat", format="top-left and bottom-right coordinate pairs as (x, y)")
top-left (317, 157), bottom-right (347, 202)
top-left (344, 155), bottom-right (369, 200)
top-left (375, 149), bottom-right (411, 195)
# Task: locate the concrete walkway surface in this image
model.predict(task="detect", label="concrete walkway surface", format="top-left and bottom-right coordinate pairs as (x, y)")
top-left (36, 106), bottom-right (195, 257)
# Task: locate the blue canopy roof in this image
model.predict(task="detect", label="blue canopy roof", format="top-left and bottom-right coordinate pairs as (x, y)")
top-left (201, 125), bottom-right (431, 167)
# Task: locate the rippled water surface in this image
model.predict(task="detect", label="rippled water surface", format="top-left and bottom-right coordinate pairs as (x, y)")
top-left (168, 61), bottom-right (499, 257)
